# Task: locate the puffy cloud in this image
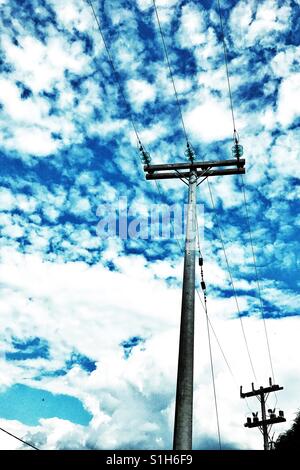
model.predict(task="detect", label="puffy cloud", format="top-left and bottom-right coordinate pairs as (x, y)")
top-left (276, 73), bottom-right (300, 127)
top-left (184, 98), bottom-right (234, 143)
top-left (126, 79), bottom-right (157, 111)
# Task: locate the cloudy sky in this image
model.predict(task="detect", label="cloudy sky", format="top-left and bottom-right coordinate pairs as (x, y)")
top-left (0, 0), bottom-right (299, 450)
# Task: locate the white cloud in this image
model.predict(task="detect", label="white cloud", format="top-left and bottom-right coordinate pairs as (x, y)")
top-left (276, 73), bottom-right (300, 127)
top-left (0, 188), bottom-right (15, 211)
top-left (184, 97), bottom-right (234, 143)
top-left (70, 197), bottom-right (91, 217)
top-left (177, 3), bottom-right (206, 48)
top-left (50, 0), bottom-right (94, 34)
top-left (270, 46), bottom-right (300, 78)
top-left (138, 122), bottom-right (167, 145)
top-left (229, 0), bottom-right (291, 48)
top-left (126, 79), bottom-right (156, 111)
top-left (271, 130), bottom-right (300, 178)
top-left (6, 127), bottom-right (60, 156)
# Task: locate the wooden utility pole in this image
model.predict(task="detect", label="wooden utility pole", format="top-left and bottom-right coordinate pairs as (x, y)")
top-left (240, 377), bottom-right (286, 450)
top-left (144, 146), bottom-right (245, 450)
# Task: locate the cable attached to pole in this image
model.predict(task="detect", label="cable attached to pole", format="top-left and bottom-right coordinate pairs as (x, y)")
top-left (195, 211), bottom-right (222, 450)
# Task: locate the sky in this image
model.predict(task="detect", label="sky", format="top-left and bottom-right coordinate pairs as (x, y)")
top-left (0, 0), bottom-right (299, 451)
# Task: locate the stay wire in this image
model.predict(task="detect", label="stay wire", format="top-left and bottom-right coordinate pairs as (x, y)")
top-left (0, 426), bottom-right (40, 451)
top-left (152, 0), bottom-right (189, 144)
top-left (216, 0), bottom-right (237, 136)
top-left (87, 0), bottom-right (142, 145)
top-left (206, 179), bottom-right (257, 382)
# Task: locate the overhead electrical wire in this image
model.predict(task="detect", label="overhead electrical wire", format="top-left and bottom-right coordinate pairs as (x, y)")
top-left (216, 0), bottom-right (277, 385)
top-left (152, 0), bottom-right (189, 144)
top-left (241, 175), bottom-right (276, 384)
top-left (86, 0), bottom-right (142, 145)
top-left (0, 426), bottom-right (40, 451)
top-left (216, 0), bottom-right (237, 138)
top-left (207, 180), bottom-right (257, 382)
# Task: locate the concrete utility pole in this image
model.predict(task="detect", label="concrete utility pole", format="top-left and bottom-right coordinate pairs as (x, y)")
top-left (173, 168), bottom-right (197, 450)
top-left (241, 377), bottom-right (286, 450)
top-left (144, 148), bottom-right (245, 450)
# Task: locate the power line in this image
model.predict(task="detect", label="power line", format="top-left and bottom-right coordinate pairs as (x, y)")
top-left (240, 175), bottom-right (276, 384)
top-left (216, 0), bottom-right (237, 138)
top-left (0, 426), bottom-right (40, 451)
top-left (216, 0), bottom-right (277, 386)
top-left (152, 0), bottom-right (189, 144)
top-left (86, 0), bottom-right (142, 145)
top-left (206, 179), bottom-right (257, 382)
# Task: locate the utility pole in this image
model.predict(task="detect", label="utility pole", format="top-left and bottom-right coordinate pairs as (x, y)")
top-left (240, 377), bottom-right (286, 450)
top-left (143, 143), bottom-right (245, 450)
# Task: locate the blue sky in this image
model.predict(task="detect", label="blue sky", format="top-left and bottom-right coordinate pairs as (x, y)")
top-left (0, 0), bottom-right (299, 450)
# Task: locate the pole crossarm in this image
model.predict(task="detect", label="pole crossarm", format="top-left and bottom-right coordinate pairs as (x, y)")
top-left (244, 416), bottom-right (286, 428)
top-left (240, 384), bottom-right (283, 399)
top-left (144, 158), bottom-right (245, 180)
top-left (144, 158), bottom-right (245, 173)
top-left (146, 167), bottom-right (245, 180)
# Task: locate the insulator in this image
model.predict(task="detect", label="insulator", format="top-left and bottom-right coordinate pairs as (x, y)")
top-left (185, 142), bottom-right (195, 163)
top-left (199, 257), bottom-right (203, 266)
top-left (141, 149), bottom-right (151, 165)
top-left (201, 281), bottom-right (206, 290)
top-left (232, 143), bottom-right (243, 160)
